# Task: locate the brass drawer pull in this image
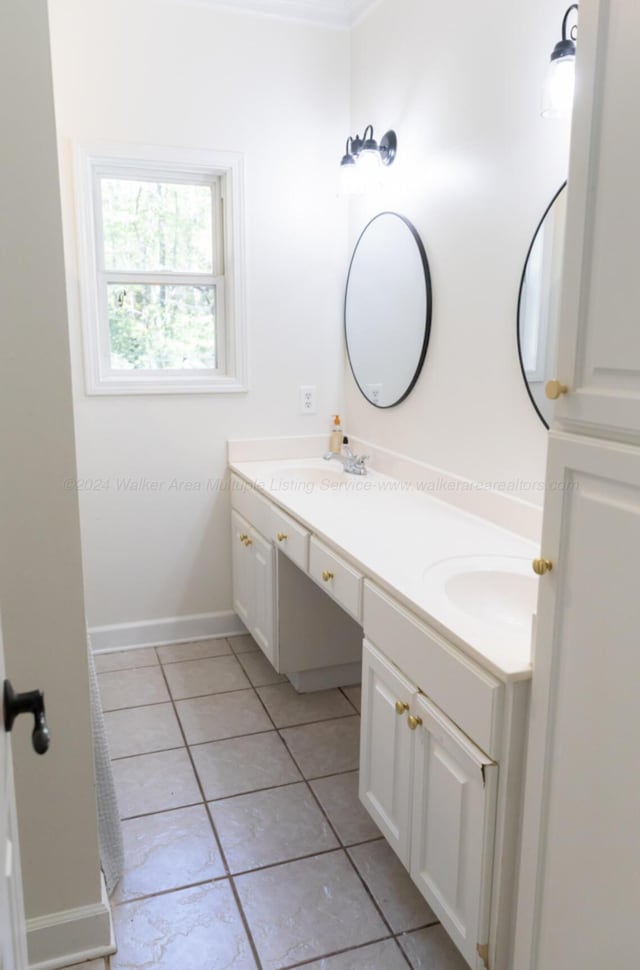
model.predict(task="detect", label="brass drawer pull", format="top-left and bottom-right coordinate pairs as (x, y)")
top-left (277, 533), bottom-right (288, 542)
top-left (239, 533), bottom-right (249, 543)
top-left (395, 701), bottom-right (409, 715)
top-left (322, 570), bottom-right (335, 582)
top-left (407, 715), bottom-right (422, 731)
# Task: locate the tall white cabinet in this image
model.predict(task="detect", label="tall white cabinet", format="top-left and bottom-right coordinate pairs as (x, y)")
top-left (515, 2), bottom-right (640, 967)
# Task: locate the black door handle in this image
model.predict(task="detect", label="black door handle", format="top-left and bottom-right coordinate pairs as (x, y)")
top-left (3, 679), bottom-right (50, 754)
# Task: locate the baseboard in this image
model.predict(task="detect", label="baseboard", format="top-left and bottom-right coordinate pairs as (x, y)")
top-left (288, 661), bottom-right (362, 693)
top-left (28, 875), bottom-right (115, 970)
top-left (88, 610), bottom-right (247, 652)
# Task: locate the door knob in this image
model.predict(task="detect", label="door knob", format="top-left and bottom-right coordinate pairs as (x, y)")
top-left (532, 558), bottom-right (553, 576)
top-left (545, 379), bottom-right (569, 400)
top-left (3, 680), bottom-right (50, 754)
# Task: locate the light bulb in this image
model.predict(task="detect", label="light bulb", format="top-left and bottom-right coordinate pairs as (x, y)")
top-left (357, 150), bottom-right (383, 193)
top-left (541, 54), bottom-right (576, 119)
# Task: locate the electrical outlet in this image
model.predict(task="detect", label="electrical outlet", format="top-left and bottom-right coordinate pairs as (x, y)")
top-left (367, 383), bottom-right (382, 405)
top-left (299, 385), bottom-right (317, 414)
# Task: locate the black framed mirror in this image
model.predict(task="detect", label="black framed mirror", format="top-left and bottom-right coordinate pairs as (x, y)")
top-left (344, 212), bottom-right (432, 408)
top-left (517, 183), bottom-right (567, 428)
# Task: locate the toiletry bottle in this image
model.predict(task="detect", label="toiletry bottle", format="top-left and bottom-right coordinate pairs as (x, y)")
top-left (329, 415), bottom-right (343, 454)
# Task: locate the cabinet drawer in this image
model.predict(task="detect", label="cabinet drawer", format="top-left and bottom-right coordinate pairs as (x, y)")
top-left (309, 538), bottom-right (363, 622)
top-left (270, 506), bottom-right (309, 572)
top-left (230, 474), bottom-right (272, 537)
top-left (363, 581), bottom-right (503, 758)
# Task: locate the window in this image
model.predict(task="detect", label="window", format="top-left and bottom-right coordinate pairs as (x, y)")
top-left (76, 145), bottom-right (247, 394)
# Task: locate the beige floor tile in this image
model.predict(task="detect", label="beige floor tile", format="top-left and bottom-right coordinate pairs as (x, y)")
top-left (256, 683), bottom-right (354, 728)
top-left (310, 771), bottom-right (380, 846)
top-left (111, 881), bottom-right (257, 970)
top-left (302, 939), bottom-right (408, 970)
top-left (210, 782), bottom-right (338, 873)
top-left (176, 689), bottom-right (272, 745)
top-left (342, 685), bottom-right (361, 712)
top-left (397, 925), bottom-right (467, 969)
top-left (113, 748), bottom-right (201, 818)
top-left (105, 703), bottom-right (183, 759)
top-left (235, 850), bottom-right (387, 970)
top-left (113, 805), bottom-right (225, 902)
top-left (227, 634), bottom-right (259, 655)
top-left (191, 731), bottom-right (301, 800)
top-left (98, 666), bottom-right (169, 712)
top-left (163, 655), bottom-right (250, 700)
top-left (280, 716), bottom-right (361, 779)
top-left (94, 648), bottom-right (159, 673)
top-left (348, 840), bottom-right (437, 933)
top-left (156, 638), bottom-right (232, 664)
top-left (236, 651), bottom-right (288, 687)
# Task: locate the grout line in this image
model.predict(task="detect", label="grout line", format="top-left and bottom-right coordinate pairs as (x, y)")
top-left (338, 684), bottom-right (361, 715)
top-left (119, 799), bottom-right (203, 822)
top-left (111, 873), bottom-right (230, 908)
top-left (155, 659), bottom-right (265, 970)
top-left (274, 934), bottom-right (397, 970)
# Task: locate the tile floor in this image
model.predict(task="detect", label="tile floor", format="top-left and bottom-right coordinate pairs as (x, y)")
top-left (95, 636), bottom-right (467, 970)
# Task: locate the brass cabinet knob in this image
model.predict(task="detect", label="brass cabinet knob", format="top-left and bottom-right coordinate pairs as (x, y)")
top-left (277, 533), bottom-right (288, 542)
top-left (545, 379), bottom-right (569, 400)
top-left (395, 701), bottom-right (409, 715)
top-left (243, 536), bottom-right (253, 547)
top-left (322, 570), bottom-right (334, 582)
top-left (239, 534), bottom-right (249, 543)
top-left (407, 715), bottom-right (422, 731)
top-left (532, 558), bottom-right (553, 575)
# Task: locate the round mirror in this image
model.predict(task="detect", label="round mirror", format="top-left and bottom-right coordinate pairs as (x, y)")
top-left (517, 184), bottom-right (567, 427)
top-left (345, 212), bottom-right (432, 408)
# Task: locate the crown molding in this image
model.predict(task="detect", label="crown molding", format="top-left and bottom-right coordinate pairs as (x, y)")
top-left (183, 0), bottom-right (380, 29)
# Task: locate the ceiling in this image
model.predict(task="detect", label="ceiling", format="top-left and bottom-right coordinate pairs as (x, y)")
top-left (191, 0), bottom-right (380, 29)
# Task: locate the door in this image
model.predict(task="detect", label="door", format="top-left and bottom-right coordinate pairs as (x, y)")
top-left (359, 639), bottom-right (416, 866)
top-left (231, 510), bottom-right (252, 630)
top-left (549, 0), bottom-right (640, 438)
top-left (515, 434), bottom-right (640, 970)
top-left (250, 529), bottom-right (276, 667)
top-left (1, 613), bottom-right (29, 970)
top-left (410, 692), bottom-right (497, 969)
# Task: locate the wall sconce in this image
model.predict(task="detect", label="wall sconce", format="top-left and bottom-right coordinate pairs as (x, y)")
top-left (340, 125), bottom-right (397, 195)
top-left (542, 4), bottom-right (579, 119)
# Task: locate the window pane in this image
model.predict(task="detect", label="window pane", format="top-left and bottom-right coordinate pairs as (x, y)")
top-left (107, 284), bottom-right (216, 370)
top-left (101, 179), bottom-right (213, 272)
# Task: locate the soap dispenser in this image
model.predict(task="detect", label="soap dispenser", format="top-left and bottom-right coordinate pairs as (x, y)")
top-left (329, 415), bottom-right (343, 454)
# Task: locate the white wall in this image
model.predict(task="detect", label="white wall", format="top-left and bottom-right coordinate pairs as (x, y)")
top-left (346, 0), bottom-right (572, 503)
top-left (48, 0), bottom-right (350, 633)
top-left (0, 0), bottom-right (103, 945)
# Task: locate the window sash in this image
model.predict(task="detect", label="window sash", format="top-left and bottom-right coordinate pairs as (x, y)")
top-left (97, 274), bottom-right (226, 377)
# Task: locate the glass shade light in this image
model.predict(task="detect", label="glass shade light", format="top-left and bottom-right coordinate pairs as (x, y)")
top-left (541, 53), bottom-right (576, 118)
top-left (542, 4), bottom-right (578, 119)
top-left (356, 148), bottom-right (383, 194)
top-left (339, 157), bottom-right (362, 196)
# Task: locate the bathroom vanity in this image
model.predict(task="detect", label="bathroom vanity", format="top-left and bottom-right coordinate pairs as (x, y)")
top-left (229, 444), bottom-right (538, 970)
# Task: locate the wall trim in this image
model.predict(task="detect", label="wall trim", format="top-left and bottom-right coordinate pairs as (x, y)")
top-left (88, 610), bottom-right (246, 652)
top-left (27, 876), bottom-right (114, 970)
top-left (180, 0), bottom-right (380, 29)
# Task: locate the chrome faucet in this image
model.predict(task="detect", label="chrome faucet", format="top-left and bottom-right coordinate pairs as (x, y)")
top-left (323, 442), bottom-right (369, 476)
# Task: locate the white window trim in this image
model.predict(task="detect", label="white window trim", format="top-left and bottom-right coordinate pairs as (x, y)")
top-left (74, 142), bottom-right (248, 395)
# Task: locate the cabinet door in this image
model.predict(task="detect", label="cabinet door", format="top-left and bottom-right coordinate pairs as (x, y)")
top-left (515, 433), bottom-right (640, 970)
top-left (250, 527), bottom-right (277, 668)
top-left (550, 0), bottom-right (640, 439)
top-left (359, 639), bottom-right (417, 867)
top-left (410, 692), bottom-right (497, 969)
top-left (231, 510), bottom-right (252, 629)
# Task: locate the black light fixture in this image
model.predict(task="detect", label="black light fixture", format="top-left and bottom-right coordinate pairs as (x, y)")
top-left (340, 125), bottom-right (397, 195)
top-left (542, 4), bottom-right (579, 118)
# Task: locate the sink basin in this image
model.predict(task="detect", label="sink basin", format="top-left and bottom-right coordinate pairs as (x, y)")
top-left (266, 462), bottom-right (347, 488)
top-left (422, 556), bottom-right (538, 632)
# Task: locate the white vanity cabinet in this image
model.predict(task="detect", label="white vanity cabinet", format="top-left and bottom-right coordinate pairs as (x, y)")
top-left (231, 509), bottom-right (277, 666)
top-left (360, 639), bottom-right (497, 968)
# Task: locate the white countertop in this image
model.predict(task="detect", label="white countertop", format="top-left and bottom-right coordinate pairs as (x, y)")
top-left (230, 457), bottom-right (538, 681)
